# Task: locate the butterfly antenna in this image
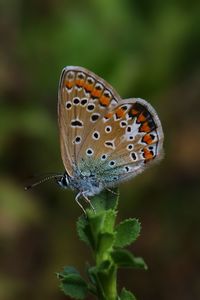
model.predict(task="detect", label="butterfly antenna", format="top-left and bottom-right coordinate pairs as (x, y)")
top-left (24, 174), bottom-right (62, 190)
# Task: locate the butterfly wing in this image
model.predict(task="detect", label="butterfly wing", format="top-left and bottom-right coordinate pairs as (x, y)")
top-left (77, 97), bottom-right (164, 187)
top-left (58, 66), bottom-right (120, 176)
top-left (58, 66), bottom-right (163, 186)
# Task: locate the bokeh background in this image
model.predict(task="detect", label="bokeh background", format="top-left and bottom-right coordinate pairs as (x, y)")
top-left (1, 1), bottom-right (200, 299)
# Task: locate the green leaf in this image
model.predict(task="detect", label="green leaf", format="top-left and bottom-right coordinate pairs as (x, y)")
top-left (86, 265), bottom-right (98, 285)
top-left (120, 288), bottom-right (137, 300)
top-left (77, 215), bottom-right (95, 249)
top-left (111, 249), bottom-right (148, 270)
top-left (59, 273), bottom-right (88, 300)
top-left (62, 266), bottom-right (79, 276)
top-left (114, 218), bottom-right (141, 248)
top-left (90, 188), bottom-right (119, 212)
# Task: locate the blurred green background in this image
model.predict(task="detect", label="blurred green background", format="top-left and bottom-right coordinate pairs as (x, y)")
top-left (1, 0), bottom-right (200, 299)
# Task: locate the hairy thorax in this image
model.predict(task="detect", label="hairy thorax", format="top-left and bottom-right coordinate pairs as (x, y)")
top-left (69, 171), bottom-right (104, 196)
top-left (58, 163), bottom-right (104, 197)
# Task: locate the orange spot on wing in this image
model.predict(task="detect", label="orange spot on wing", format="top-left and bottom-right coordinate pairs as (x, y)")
top-left (140, 122), bottom-right (151, 133)
top-left (100, 95), bottom-right (110, 106)
top-left (131, 108), bottom-right (139, 116)
top-left (84, 83), bottom-right (93, 92)
top-left (104, 112), bottom-right (112, 119)
top-left (75, 79), bottom-right (84, 87)
top-left (137, 112), bottom-right (146, 122)
top-left (143, 148), bottom-right (154, 161)
top-left (142, 134), bottom-right (153, 144)
top-left (116, 107), bottom-right (125, 118)
top-left (91, 88), bottom-right (102, 98)
top-left (65, 80), bottom-right (74, 88)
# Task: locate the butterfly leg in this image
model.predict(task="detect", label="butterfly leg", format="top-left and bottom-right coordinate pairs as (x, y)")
top-left (82, 192), bottom-right (96, 213)
top-left (75, 192), bottom-right (86, 214)
top-left (106, 187), bottom-right (118, 195)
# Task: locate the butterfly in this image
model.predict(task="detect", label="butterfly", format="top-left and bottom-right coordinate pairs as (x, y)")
top-left (55, 66), bottom-right (164, 212)
top-left (26, 66), bottom-right (164, 213)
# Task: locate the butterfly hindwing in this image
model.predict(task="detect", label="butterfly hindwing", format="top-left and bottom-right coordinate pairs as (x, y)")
top-left (77, 98), bottom-right (163, 187)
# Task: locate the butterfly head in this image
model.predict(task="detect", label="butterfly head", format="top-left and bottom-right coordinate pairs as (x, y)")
top-left (57, 172), bottom-right (70, 189)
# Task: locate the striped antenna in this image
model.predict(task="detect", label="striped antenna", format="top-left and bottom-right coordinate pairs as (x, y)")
top-left (25, 174), bottom-right (62, 190)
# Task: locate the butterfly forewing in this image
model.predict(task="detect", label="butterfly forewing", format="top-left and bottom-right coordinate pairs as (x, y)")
top-left (58, 66), bottom-right (121, 175)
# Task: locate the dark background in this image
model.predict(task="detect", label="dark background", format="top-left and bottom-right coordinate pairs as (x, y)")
top-left (1, 1), bottom-right (200, 299)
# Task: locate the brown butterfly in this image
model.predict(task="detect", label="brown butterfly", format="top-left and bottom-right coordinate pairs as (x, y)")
top-left (26, 66), bottom-right (164, 213)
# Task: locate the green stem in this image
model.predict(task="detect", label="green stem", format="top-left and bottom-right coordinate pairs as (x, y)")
top-left (97, 265), bottom-right (117, 300)
top-left (95, 248), bottom-right (117, 299)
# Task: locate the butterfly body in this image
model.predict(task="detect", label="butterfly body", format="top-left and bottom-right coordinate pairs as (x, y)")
top-left (57, 167), bottom-right (104, 197)
top-left (57, 66), bottom-right (164, 208)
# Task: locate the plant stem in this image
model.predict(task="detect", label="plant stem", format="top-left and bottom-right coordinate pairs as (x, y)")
top-left (98, 265), bottom-right (117, 300)
top-left (95, 243), bottom-right (117, 299)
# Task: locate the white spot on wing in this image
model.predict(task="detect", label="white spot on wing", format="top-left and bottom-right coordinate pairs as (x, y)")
top-left (73, 136), bottom-right (82, 144)
top-left (65, 101), bottom-right (72, 109)
top-left (120, 120), bottom-right (127, 128)
top-left (92, 131), bottom-right (100, 140)
top-left (130, 152), bottom-right (137, 161)
top-left (86, 148), bottom-right (94, 156)
top-left (104, 139), bottom-right (116, 150)
top-left (124, 119), bottom-right (140, 141)
top-left (109, 160), bottom-right (116, 167)
top-left (105, 126), bottom-right (112, 133)
top-left (101, 154), bottom-right (108, 161)
top-left (127, 144), bottom-right (134, 151)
